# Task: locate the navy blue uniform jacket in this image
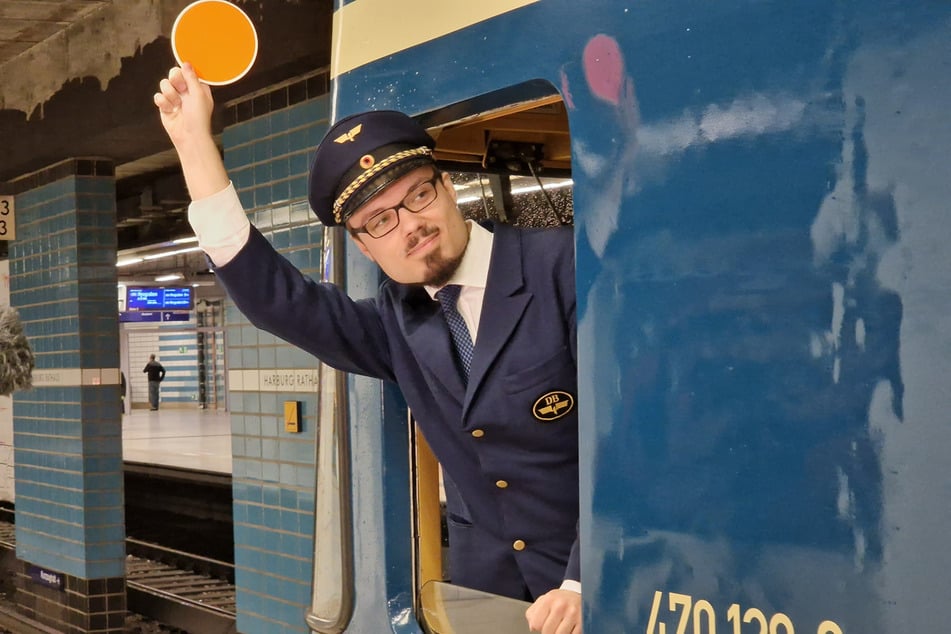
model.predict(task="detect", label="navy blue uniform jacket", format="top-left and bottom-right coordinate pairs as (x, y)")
top-left (215, 223), bottom-right (579, 600)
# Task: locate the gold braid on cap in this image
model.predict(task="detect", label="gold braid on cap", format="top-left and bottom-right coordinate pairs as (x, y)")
top-left (333, 146), bottom-right (433, 223)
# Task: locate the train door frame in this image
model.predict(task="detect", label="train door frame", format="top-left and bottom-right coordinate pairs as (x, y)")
top-left (307, 82), bottom-right (576, 634)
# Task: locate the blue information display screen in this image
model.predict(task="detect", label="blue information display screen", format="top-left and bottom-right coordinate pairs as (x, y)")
top-left (127, 287), bottom-right (192, 311)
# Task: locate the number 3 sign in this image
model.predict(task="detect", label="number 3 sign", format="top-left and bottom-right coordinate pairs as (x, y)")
top-left (0, 196), bottom-right (14, 240)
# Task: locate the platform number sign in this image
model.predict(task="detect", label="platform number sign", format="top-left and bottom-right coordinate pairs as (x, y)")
top-left (0, 196), bottom-right (14, 240)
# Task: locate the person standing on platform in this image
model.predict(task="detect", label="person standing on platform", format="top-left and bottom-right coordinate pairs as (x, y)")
top-left (143, 354), bottom-right (166, 411)
top-left (120, 370), bottom-right (127, 414)
top-left (154, 64), bottom-right (582, 634)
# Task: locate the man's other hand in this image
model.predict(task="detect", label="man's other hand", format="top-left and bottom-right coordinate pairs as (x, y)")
top-left (525, 588), bottom-right (581, 634)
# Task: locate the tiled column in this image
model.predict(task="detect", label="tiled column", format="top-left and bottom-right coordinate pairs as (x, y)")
top-left (222, 73), bottom-right (329, 634)
top-left (8, 159), bottom-right (126, 634)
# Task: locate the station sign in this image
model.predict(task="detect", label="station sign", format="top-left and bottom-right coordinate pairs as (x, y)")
top-left (119, 311), bottom-right (190, 323)
top-left (127, 286), bottom-right (193, 310)
top-left (28, 565), bottom-right (64, 591)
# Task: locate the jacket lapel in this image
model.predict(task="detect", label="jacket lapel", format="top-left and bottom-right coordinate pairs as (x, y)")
top-left (398, 287), bottom-right (467, 402)
top-left (464, 227), bottom-right (531, 417)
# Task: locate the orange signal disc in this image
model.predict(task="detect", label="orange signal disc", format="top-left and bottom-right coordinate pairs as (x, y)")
top-left (171, 0), bottom-right (258, 86)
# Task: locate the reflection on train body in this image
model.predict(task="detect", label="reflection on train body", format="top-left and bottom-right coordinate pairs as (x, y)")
top-left (307, 1), bottom-right (951, 633)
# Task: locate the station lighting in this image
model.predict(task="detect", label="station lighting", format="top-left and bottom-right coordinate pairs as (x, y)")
top-left (143, 246), bottom-right (203, 261)
top-left (454, 178), bottom-right (573, 204)
top-left (116, 243), bottom-right (202, 267)
top-left (510, 179), bottom-right (573, 195)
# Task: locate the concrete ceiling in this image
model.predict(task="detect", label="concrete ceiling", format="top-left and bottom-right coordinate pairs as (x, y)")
top-left (0, 1), bottom-right (111, 63)
top-left (0, 0), bottom-right (332, 272)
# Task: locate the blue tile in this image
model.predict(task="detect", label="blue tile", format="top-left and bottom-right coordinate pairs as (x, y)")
top-left (242, 347), bottom-right (259, 367)
top-left (87, 538), bottom-right (126, 562)
top-left (246, 503), bottom-right (263, 526)
top-left (269, 109), bottom-right (290, 133)
top-left (262, 438), bottom-right (279, 460)
top-left (262, 485), bottom-right (280, 507)
top-left (298, 492), bottom-right (315, 514)
top-left (248, 117), bottom-right (269, 139)
top-left (279, 509), bottom-right (298, 533)
top-left (262, 461), bottom-right (280, 483)
top-left (278, 488), bottom-right (298, 511)
top-left (243, 437), bottom-right (261, 459)
top-left (244, 458), bottom-right (263, 480)
top-left (260, 416), bottom-right (279, 437)
top-left (85, 559), bottom-right (124, 579)
top-left (242, 415), bottom-right (262, 436)
top-left (254, 162), bottom-right (272, 185)
top-left (227, 346), bottom-right (242, 369)
top-left (295, 465), bottom-right (315, 488)
top-left (279, 463), bottom-right (297, 486)
top-left (224, 121), bottom-right (253, 146)
top-left (258, 346), bottom-right (277, 369)
top-left (271, 181), bottom-right (290, 203)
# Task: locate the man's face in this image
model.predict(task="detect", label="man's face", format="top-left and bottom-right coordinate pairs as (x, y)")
top-left (346, 167), bottom-right (470, 285)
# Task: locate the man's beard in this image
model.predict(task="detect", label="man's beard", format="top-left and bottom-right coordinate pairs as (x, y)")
top-left (421, 249), bottom-right (464, 287)
top-left (406, 225), bottom-right (464, 286)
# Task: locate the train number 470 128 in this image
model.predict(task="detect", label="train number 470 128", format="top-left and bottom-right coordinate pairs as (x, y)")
top-left (645, 590), bottom-right (844, 634)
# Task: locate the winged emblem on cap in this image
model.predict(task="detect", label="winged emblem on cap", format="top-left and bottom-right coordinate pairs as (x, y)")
top-left (334, 123), bottom-right (363, 144)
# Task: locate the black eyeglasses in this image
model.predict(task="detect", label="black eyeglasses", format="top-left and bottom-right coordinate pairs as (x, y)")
top-left (348, 173), bottom-right (442, 238)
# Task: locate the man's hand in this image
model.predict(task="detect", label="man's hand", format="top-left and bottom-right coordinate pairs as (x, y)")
top-left (153, 64), bottom-right (214, 150)
top-left (525, 588), bottom-right (582, 634)
top-left (152, 64), bottom-right (229, 200)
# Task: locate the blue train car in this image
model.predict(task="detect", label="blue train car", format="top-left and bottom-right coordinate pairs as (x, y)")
top-left (308, 1), bottom-right (951, 632)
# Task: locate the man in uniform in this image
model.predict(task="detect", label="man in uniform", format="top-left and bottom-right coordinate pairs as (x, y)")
top-left (154, 63), bottom-right (581, 634)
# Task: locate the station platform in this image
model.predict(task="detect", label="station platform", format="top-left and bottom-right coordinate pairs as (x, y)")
top-left (122, 409), bottom-right (232, 474)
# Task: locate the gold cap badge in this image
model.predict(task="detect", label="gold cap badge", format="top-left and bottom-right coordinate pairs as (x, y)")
top-left (334, 123), bottom-right (362, 144)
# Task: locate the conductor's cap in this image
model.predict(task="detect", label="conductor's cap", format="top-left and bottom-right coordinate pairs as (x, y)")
top-left (307, 110), bottom-right (436, 226)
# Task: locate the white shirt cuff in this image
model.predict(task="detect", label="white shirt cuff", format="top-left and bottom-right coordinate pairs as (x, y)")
top-left (559, 579), bottom-right (581, 594)
top-left (187, 182), bottom-right (251, 267)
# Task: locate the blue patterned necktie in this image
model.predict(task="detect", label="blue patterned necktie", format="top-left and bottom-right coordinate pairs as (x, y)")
top-left (436, 284), bottom-right (473, 380)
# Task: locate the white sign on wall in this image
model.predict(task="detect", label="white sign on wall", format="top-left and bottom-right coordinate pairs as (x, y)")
top-left (0, 196), bottom-right (15, 241)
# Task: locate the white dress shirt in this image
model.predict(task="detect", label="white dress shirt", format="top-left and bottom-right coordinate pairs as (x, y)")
top-left (424, 220), bottom-right (493, 343)
top-left (188, 182), bottom-right (250, 267)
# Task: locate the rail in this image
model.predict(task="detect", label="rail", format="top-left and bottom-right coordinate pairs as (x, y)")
top-left (0, 519), bottom-right (236, 634)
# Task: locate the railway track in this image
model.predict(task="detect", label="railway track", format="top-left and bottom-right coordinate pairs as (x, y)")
top-left (0, 519), bottom-right (236, 634)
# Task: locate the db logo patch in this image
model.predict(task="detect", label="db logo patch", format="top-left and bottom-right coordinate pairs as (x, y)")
top-left (533, 390), bottom-right (575, 421)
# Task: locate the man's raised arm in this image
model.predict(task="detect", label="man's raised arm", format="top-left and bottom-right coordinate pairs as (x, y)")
top-left (153, 63), bottom-right (229, 200)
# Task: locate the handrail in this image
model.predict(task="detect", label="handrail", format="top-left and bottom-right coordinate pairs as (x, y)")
top-left (306, 225), bottom-right (355, 633)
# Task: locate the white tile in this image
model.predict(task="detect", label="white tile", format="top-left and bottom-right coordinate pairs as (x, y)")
top-left (242, 369), bottom-right (260, 391)
top-left (228, 370), bottom-right (243, 391)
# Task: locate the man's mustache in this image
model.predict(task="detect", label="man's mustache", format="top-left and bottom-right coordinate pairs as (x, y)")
top-left (405, 225), bottom-right (438, 254)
